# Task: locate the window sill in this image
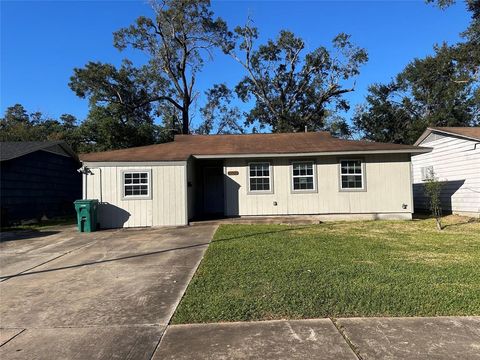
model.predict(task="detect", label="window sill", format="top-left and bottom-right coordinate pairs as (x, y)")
top-left (291, 189), bottom-right (318, 194)
top-left (339, 188), bottom-right (367, 193)
top-left (247, 191), bottom-right (274, 195)
top-left (121, 196), bottom-right (152, 200)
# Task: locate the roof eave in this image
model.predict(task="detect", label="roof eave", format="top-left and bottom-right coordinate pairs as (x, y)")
top-left (415, 127), bottom-right (480, 145)
top-left (81, 160), bottom-right (188, 166)
top-left (193, 148), bottom-right (432, 159)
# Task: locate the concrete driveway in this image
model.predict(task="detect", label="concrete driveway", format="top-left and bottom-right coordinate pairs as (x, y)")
top-left (0, 224), bottom-right (216, 360)
top-left (1, 225), bottom-right (479, 360)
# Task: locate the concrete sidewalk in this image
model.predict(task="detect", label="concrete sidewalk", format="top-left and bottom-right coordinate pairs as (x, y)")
top-left (155, 317), bottom-right (480, 360)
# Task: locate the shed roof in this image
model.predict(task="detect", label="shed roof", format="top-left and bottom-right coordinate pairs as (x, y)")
top-left (0, 141), bottom-right (78, 162)
top-left (415, 127), bottom-right (480, 145)
top-left (80, 132), bottom-right (430, 162)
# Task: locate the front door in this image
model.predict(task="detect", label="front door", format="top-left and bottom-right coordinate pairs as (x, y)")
top-left (203, 167), bottom-right (225, 216)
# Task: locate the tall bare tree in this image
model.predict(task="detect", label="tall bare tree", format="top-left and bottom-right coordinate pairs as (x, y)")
top-left (221, 21), bottom-right (368, 132)
top-left (114, 0), bottom-right (229, 134)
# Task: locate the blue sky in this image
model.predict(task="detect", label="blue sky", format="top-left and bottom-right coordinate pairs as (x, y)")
top-left (1, 0), bottom-right (471, 128)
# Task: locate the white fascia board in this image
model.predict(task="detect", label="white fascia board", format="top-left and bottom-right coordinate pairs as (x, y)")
top-left (82, 161), bottom-right (187, 167)
top-left (415, 128), bottom-right (480, 145)
top-left (193, 148), bottom-right (432, 159)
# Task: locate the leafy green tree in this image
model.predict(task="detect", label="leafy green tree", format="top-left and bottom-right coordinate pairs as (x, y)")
top-left (113, 0), bottom-right (229, 134)
top-left (197, 84), bottom-right (243, 134)
top-left (0, 104), bottom-right (81, 150)
top-left (3, 104), bottom-right (30, 123)
top-left (0, 104), bottom-right (34, 141)
top-left (354, 43), bottom-right (478, 144)
top-left (223, 23), bottom-right (368, 132)
top-left (354, 0), bottom-right (479, 144)
top-left (323, 114), bottom-right (352, 139)
top-left (69, 61), bottom-right (166, 151)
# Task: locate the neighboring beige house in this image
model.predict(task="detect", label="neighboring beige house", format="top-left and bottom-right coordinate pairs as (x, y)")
top-left (412, 127), bottom-right (480, 218)
top-left (79, 132), bottom-right (430, 228)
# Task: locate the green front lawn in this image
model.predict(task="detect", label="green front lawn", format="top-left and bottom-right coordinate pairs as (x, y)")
top-left (173, 216), bottom-right (480, 323)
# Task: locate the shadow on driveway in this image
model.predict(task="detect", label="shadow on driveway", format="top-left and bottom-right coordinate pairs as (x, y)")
top-left (1, 226), bottom-right (313, 280)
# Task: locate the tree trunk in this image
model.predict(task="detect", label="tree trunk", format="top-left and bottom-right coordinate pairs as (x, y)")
top-left (182, 107), bottom-right (189, 134)
top-left (435, 217), bottom-right (443, 231)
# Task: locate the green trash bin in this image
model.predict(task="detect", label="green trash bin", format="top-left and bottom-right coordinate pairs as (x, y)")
top-left (74, 199), bottom-right (99, 232)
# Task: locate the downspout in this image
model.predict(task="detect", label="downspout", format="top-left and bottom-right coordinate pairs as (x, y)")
top-left (98, 168), bottom-right (103, 203)
top-left (409, 154), bottom-right (414, 215)
top-left (83, 172), bottom-right (87, 199)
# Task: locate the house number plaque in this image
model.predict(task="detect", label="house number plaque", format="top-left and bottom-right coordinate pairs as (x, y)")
top-left (228, 171), bottom-right (239, 176)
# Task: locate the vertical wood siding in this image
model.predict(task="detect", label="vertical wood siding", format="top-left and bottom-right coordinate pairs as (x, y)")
top-left (412, 135), bottom-right (480, 214)
top-left (85, 163), bottom-right (187, 228)
top-left (224, 154), bottom-right (413, 216)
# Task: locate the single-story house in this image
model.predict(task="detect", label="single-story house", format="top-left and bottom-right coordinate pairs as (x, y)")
top-left (412, 127), bottom-right (480, 217)
top-left (0, 141), bottom-right (82, 225)
top-left (79, 132), bottom-right (431, 228)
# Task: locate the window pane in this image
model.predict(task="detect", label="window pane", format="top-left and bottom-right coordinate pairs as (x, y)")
top-left (124, 172), bottom-right (149, 197)
top-left (292, 163), bottom-right (314, 190)
top-left (249, 163), bottom-right (271, 191)
top-left (341, 175), bottom-right (362, 189)
top-left (250, 177), bottom-right (270, 191)
top-left (293, 176), bottom-right (314, 190)
top-left (341, 160), bottom-right (362, 176)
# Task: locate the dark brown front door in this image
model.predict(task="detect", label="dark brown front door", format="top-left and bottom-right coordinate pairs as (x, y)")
top-left (203, 167), bottom-right (224, 215)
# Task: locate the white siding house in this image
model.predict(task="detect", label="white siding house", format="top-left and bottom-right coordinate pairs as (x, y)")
top-left (223, 154), bottom-right (413, 218)
top-left (412, 127), bottom-right (480, 217)
top-left (80, 132), bottom-right (431, 228)
top-left (83, 162), bottom-right (187, 228)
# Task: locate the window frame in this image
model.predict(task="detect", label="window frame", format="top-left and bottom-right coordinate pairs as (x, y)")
top-left (121, 169), bottom-right (152, 200)
top-left (338, 159), bottom-right (366, 192)
top-left (247, 161), bottom-right (273, 194)
top-left (290, 160), bottom-right (317, 193)
top-left (421, 165), bottom-right (434, 181)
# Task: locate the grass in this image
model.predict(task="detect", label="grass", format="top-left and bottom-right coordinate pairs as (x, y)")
top-left (173, 215), bottom-right (480, 323)
top-left (0, 216), bottom-right (76, 232)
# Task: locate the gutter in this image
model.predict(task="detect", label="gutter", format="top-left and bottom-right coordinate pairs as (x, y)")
top-left (193, 148), bottom-right (432, 159)
top-left (79, 149), bottom-right (432, 163)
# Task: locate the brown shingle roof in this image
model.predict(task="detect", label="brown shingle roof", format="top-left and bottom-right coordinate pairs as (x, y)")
top-left (431, 127), bottom-right (480, 141)
top-left (80, 132), bottom-right (431, 162)
top-left (415, 127), bottom-right (480, 145)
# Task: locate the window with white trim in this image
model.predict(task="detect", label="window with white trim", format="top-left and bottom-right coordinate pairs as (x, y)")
top-left (249, 162), bottom-right (271, 192)
top-left (123, 171), bottom-right (150, 198)
top-left (292, 161), bottom-right (315, 191)
top-left (421, 166), bottom-right (434, 181)
top-left (340, 160), bottom-right (364, 189)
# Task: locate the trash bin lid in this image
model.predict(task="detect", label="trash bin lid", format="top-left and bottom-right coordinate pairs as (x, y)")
top-left (74, 199), bottom-right (99, 204)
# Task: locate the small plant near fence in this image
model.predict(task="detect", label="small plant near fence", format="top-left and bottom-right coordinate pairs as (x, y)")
top-left (424, 168), bottom-right (443, 230)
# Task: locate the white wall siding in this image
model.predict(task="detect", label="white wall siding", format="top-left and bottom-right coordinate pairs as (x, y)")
top-left (224, 154), bottom-right (412, 216)
top-left (412, 136), bottom-right (480, 215)
top-left (84, 162), bottom-right (187, 228)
